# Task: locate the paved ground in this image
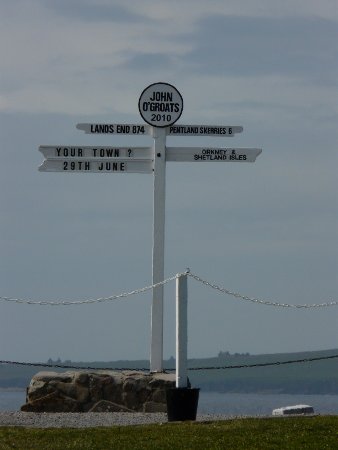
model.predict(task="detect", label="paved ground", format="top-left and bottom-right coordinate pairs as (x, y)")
top-left (0, 412), bottom-right (245, 428)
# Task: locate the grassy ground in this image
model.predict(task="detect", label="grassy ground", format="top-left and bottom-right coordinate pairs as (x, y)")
top-left (1, 416), bottom-right (338, 450)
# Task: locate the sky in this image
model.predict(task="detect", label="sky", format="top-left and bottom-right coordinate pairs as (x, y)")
top-left (0, 0), bottom-right (337, 364)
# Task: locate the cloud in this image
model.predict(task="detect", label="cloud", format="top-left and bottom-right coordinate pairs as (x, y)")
top-left (44, 0), bottom-right (146, 23)
top-left (121, 53), bottom-right (175, 71)
top-left (114, 0), bottom-right (338, 23)
top-left (1, 0), bottom-right (337, 117)
top-left (183, 15), bottom-right (338, 84)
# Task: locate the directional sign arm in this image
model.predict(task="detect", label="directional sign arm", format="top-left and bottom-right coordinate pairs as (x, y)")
top-left (39, 159), bottom-right (153, 173)
top-left (166, 125), bottom-right (243, 136)
top-left (166, 147), bottom-right (262, 162)
top-left (39, 145), bottom-right (152, 159)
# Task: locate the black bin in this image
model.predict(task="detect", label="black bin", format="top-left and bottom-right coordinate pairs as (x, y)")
top-left (166, 388), bottom-right (200, 421)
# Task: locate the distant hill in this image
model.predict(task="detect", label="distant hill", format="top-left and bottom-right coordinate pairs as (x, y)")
top-left (187, 349), bottom-right (338, 394)
top-left (1, 349), bottom-right (338, 394)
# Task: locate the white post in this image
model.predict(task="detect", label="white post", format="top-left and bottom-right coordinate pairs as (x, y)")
top-left (150, 127), bottom-right (166, 372)
top-left (176, 273), bottom-right (188, 388)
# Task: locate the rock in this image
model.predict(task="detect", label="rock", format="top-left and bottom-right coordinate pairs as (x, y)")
top-left (33, 371), bottom-right (73, 383)
top-left (21, 370), bottom-right (175, 413)
top-left (50, 381), bottom-right (77, 399)
top-left (143, 401), bottom-right (167, 413)
top-left (151, 389), bottom-right (166, 403)
top-left (102, 378), bottom-right (123, 405)
top-left (88, 400), bottom-right (133, 413)
top-left (75, 385), bottom-right (90, 404)
top-left (21, 391), bottom-right (81, 413)
top-left (74, 372), bottom-right (89, 385)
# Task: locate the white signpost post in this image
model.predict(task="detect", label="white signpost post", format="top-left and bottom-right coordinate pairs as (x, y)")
top-left (38, 82), bottom-right (262, 377)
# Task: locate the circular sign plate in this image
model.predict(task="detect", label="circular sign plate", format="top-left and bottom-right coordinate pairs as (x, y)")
top-left (138, 82), bottom-right (183, 128)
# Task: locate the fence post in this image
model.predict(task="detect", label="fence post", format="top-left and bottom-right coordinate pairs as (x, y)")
top-left (176, 272), bottom-right (188, 388)
top-left (166, 271), bottom-right (199, 421)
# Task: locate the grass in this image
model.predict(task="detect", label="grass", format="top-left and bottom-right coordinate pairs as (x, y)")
top-left (1, 416), bottom-right (338, 450)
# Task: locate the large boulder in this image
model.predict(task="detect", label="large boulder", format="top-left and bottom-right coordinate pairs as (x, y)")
top-left (21, 370), bottom-right (175, 413)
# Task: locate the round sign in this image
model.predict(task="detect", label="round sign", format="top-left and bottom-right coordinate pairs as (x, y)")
top-left (138, 82), bottom-right (183, 128)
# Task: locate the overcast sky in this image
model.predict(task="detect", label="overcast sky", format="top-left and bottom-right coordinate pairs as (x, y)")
top-left (0, 0), bottom-right (337, 364)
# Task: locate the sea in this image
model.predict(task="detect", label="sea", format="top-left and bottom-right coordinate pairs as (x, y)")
top-left (2, 390), bottom-right (338, 415)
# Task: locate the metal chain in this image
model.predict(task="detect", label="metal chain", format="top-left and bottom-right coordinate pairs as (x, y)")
top-left (188, 353), bottom-right (338, 370)
top-left (0, 274), bottom-right (183, 306)
top-left (0, 360), bottom-right (150, 371)
top-left (2, 353), bottom-right (338, 371)
top-left (0, 270), bottom-right (336, 308)
top-left (188, 273), bottom-right (338, 308)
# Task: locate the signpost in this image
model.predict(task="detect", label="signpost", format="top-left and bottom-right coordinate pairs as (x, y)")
top-left (38, 82), bottom-right (262, 373)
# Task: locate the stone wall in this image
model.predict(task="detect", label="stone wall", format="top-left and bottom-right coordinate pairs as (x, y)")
top-left (21, 370), bottom-right (175, 413)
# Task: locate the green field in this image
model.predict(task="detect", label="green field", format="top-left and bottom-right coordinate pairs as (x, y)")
top-left (1, 417), bottom-right (338, 449)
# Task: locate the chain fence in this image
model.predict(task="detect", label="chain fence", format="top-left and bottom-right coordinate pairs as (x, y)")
top-left (188, 273), bottom-right (338, 308)
top-left (2, 352), bottom-right (338, 372)
top-left (0, 274), bottom-right (181, 306)
top-left (0, 271), bottom-right (337, 308)
top-left (0, 360), bottom-right (150, 372)
top-left (1, 271), bottom-right (337, 373)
